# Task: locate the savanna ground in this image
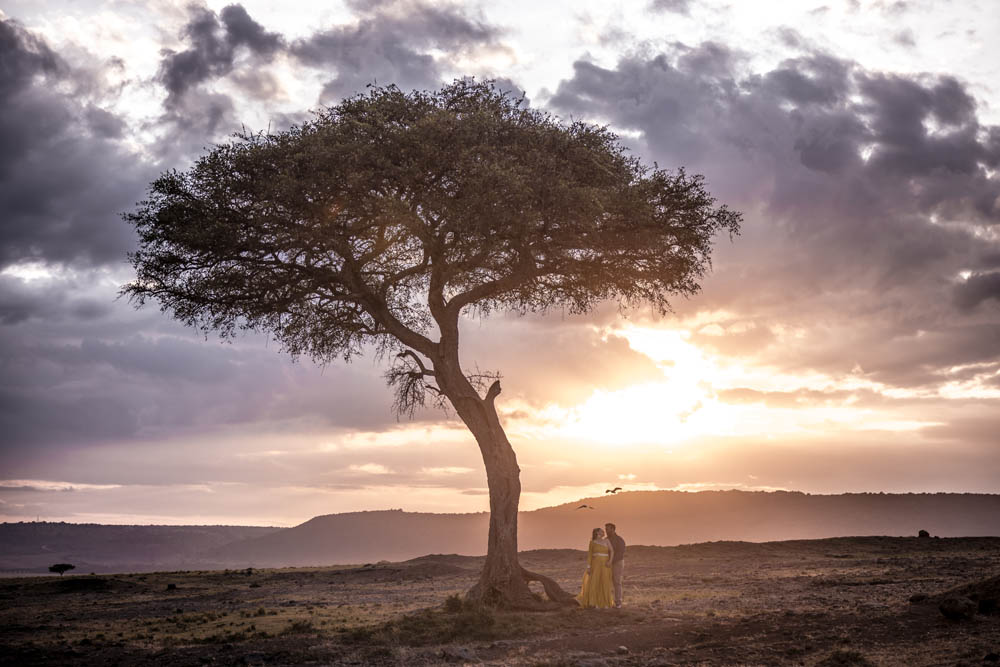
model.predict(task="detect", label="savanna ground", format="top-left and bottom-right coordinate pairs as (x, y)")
top-left (1, 537), bottom-right (998, 666)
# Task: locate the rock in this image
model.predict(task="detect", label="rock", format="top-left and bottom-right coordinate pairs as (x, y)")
top-left (939, 596), bottom-right (977, 620)
top-left (439, 646), bottom-right (479, 663)
top-left (932, 574), bottom-right (1000, 616)
top-left (615, 645), bottom-right (629, 654)
top-left (983, 653), bottom-right (999, 663)
top-left (908, 593), bottom-right (928, 603)
top-left (917, 529), bottom-right (930, 538)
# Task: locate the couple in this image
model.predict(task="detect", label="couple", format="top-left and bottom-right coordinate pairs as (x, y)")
top-left (576, 522), bottom-right (625, 609)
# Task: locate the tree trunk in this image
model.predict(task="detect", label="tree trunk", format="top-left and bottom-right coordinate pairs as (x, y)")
top-left (465, 409), bottom-right (533, 606)
top-left (437, 362), bottom-right (575, 607)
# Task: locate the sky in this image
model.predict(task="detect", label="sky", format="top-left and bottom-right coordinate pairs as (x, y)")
top-left (1, 0), bottom-right (999, 527)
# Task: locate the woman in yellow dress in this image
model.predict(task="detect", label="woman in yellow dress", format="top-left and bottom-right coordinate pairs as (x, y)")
top-left (576, 526), bottom-right (615, 608)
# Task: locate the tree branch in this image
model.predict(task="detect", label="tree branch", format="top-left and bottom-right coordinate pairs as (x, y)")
top-left (396, 349), bottom-right (435, 377)
top-left (485, 380), bottom-right (502, 406)
top-left (446, 248), bottom-right (539, 315)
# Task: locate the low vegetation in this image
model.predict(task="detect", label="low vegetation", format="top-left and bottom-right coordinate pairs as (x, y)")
top-left (1, 537), bottom-right (998, 665)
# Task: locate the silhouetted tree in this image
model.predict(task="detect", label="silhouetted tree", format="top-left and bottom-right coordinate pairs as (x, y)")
top-left (49, 563), bottom-right (75, 576)
top-left (124, 80), bottom-right (740, 607)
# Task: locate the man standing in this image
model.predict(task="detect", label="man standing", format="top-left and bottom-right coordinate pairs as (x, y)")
top-left (605, 522), bottom-right (626, 608)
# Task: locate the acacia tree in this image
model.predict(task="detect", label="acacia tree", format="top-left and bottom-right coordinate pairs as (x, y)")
top-left (124, 80), bottom-right (740, 607)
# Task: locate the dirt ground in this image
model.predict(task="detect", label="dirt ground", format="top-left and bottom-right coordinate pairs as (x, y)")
top-left (1, 536), bottom-right (998, 666)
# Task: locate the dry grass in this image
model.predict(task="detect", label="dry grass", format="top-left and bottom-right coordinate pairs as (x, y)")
top-left (1, 537), bottom-right (998, 665)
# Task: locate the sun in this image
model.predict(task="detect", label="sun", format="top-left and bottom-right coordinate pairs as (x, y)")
top-left (546, 326), bottom-right (735, 446)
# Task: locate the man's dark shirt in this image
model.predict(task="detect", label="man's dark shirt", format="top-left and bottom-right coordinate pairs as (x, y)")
top-left (609, 533), bottom-right (626, 563)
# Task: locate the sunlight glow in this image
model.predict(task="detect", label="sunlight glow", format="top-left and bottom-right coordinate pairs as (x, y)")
top-left (0, 262), bottom-right (56, 282)
top-left (504, 324), bottom-right (942, 448)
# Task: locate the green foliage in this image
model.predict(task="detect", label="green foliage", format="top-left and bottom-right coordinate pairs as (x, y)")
top-left (124, 79), bottom-right (740, 415)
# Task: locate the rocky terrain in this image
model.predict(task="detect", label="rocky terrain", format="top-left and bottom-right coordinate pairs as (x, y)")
top-left (1, 535), bottom-right (998, 666)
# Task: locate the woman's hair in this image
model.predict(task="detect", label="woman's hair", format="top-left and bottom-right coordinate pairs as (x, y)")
top-left (591, 527), bottom-right (602, 540)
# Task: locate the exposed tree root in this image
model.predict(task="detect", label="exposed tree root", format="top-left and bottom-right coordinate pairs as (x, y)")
top-left (464, 567), bottom-right (579, 610)
top-left (521, 567), bottom-right (578, 606)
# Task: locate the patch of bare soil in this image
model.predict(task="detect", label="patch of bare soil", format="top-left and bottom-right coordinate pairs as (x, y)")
top-left (1, 537), bottom-right (998, 666)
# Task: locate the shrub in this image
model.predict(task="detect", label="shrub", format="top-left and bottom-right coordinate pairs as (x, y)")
top-left (283, 619), bottom-right (315, 634)
top-left (444, 594), bottom-right (464, 613)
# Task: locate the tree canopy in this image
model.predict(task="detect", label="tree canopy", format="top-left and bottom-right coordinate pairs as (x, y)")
top-left (126, 80), bottom-right (738, 375)
top-left (48, 563), bottom-right (75, 576)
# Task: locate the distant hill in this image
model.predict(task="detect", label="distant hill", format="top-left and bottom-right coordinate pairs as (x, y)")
top-left (209, 490), bottom-right (1000, 567)
top-left (4, 491), bottom-right (1000, 572)
top-left (0, 523), bottom-right (280, 574)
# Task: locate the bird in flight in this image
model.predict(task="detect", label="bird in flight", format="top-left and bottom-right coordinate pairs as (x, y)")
top-left (605, 487), bottom-right (623, 494)
top-left (576, 504), bottom-right (595, 510)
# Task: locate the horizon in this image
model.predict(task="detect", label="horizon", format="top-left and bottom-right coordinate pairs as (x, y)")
top-left (5, 488), bottom-right (1000, 529)
top-left (2, 1), bottom-right (999, 527)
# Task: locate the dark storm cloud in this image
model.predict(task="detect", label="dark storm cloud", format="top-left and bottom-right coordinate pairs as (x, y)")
top-left (290, 0), bottom-right (504, 101)
top-left (0, 312), bottom-right (417, 462)
top-left (152, 4), bottom-right (284, 162)
top-left (0, 18), bottom-right (150, 270)
top-left (0, 1), bottom-right (513, 464)
top-left (954, 272), bottom-right (1000, 311)
top-left (158, 3), bottom-right (282, 106)
top-left (0, 17), bottom-right (61, 98)
top-left (152, 1), bottom-right (507, 157)
top-left (0, 275), bottom-right (112, 325)
top-left (548, 42), bottom-right (1000, 389)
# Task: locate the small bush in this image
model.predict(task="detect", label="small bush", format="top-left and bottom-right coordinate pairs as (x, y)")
top-left (283, 619), bottom-right (315, 634)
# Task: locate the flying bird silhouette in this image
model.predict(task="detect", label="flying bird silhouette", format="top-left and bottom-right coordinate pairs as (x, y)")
top-left (605, 487), bottom-right (623, 494)
top-left (576, 504), bottom-right (595, 510)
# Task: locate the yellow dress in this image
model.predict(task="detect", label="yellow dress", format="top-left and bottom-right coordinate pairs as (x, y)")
top-left (576, 540), bottom-right (615, 608)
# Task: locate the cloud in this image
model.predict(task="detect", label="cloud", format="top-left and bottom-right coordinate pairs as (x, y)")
top-left (0, 322), bottom-right (425, 457)
top-left (548, 41), bottom-right (1000, 391)
top-left (290, 0), bottom-right (505, 101)
top-left (158, 3), bottom-right (283, 107)
top-left (954, 271), bottom-right (1000, 311)
top-left (153, 4), bottom-right (286, 162)
top-left (0, 18), bottom-right (151, 270)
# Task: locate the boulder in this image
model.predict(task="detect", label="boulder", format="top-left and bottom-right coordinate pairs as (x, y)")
top-left (932, 574), bottom-right (1000, 617)
top-left (938, 596), bottom-right (977, 621)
